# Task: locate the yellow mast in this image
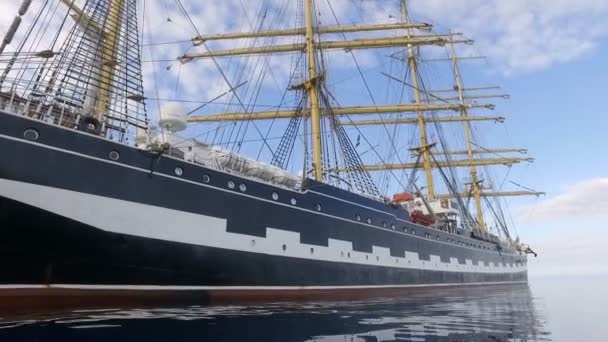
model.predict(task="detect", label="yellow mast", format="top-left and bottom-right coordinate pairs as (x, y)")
top-left (94, 0), bottom-right (124, 121)
top-left (179, 35), bottom-right (463, 61)
top-left (192, 22), bottom-right (433, 43)
top-left (187, 102), bottom-right (494, 122)
top-left (434, 148), bottom-right (526, 155)
top-left (340, 156), bottom-right (533, 171)
top-left (340, 115), bottom-right (505, 126)
top-left (448, 37), bottom-right (486, 232)
top-left (436, 191), bottom-right (545, 199)
top-left (304, 0), bottom-right (323, 181)
top-left (401, 0), bottom-right (435, 199)
top-left (60, 0), bottom-right (103, 33)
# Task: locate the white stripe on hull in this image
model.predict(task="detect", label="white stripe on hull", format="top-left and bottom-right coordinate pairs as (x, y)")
top-left (0, 178), bottom-right (527, 275)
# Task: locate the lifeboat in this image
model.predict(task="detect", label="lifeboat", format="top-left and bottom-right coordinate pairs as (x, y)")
top-left (392, 192), bottom-right (415, 203)
top-left (410, 209), bottom-right (435, 226)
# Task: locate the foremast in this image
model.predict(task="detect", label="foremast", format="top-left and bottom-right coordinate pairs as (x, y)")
top-left (93, 0), bottom-right (125, 122)
top-left (0, 0), bottom-right (147, 141)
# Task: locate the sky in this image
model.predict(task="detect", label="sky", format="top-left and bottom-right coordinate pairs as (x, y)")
top-left (1, 0), bottom-right (607, 278)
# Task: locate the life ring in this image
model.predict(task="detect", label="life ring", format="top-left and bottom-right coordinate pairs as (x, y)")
top-left (78, 116), bottom-right (102, 135)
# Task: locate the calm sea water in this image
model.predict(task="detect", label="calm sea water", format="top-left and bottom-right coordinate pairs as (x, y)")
top-left (0, 276), bottom-right (605, 341)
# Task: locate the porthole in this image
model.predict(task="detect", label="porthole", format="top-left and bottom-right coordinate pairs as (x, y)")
top-left (310, 247), bottom-right (314, 254)
top-left (315, 204), bottom-right (322, 212)
top-left (109, 150), bottom-right (120, 161)
top-left (366, 218), bottom-right (372, 224)
top-left (250, 239), bottom-right (256, 247)
top-left (282, 244), bottom-right (287, 251)
top-left (202, 174), bottom-right (211, 183)
top-left (356, 214), bottom-right (361, 221)
top-left (227, 180), bottom-right (236, 189)
top-left (290, 197), bottom-right (297, 205)
top-left (347, 252), bottom-right (351, 258)
top-left (239, 183), bottom-right (247, 192)
top-left (272, 192), bottom-right (279, 200)
top-left (365, 255), bottom-right (369, 260)
top-left (341, 251), bottom-right (345, 257)
top-left (23, 128), bottom-right (39, 141)
top-left (174, 167), bottom-right (183, 176)
top-left (376, 256), bottom-right (380, 261)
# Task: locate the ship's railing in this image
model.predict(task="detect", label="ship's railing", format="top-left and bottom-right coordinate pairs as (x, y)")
top-left (0, 84), bottom-right (146, 144)
top-left (0, 90), bottom-right (81, 129)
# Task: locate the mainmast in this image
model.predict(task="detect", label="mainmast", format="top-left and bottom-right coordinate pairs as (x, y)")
top-left (448, 36), bottom-right (486, 232)
top-left (304, 0), bottom-right (324, 181)
top-left (400, 0), bottom-right (435, 199)
top-left (180, 0), bottom-right (480, 192)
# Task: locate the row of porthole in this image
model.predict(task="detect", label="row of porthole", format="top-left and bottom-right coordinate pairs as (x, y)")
top-left (355, 214), bottom-right (417, 235)
top-left (155, 159), bottom-right (489, 253)
top-left (255, 240), bottom-right (516, 267)
top-left (350, 210), bottom-right (504, 251)
top-left (279, 244), bottom-right (405, 263)
top-left (271, 191), bottom-right (324, 211)
top-left (226, 180), bottom-right (248, 193)
top-left (167, 165), bottom-right (327, 211)
top-left (91, 146), bottom-right (521, 257)
top-left (160, 160), bottom-right (513, 254)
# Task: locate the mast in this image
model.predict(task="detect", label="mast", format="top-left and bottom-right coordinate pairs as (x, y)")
top-left (448, 36), bottom-right (486, 232)
top-left (187, 103), bottom-right (493, 122)
top-left (0, 0), bottom-right (147, 141)
top-left (400, 0), bottom-right (435, 199)
top-left (304, 0), bottom-right (323, 181)
top-left (93, 0), bottom-right (124, 122)
top-left (179, 0), bottom-right (482, 189)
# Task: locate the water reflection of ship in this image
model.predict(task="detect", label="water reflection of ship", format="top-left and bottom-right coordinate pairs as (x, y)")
top-left (304, 285), bottom-right (547, 342)
top-left (0, 284), bottom-right (548, 341)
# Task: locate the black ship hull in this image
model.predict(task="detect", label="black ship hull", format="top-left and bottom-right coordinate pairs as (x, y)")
top-left (0, 110), bottom-right (527, 305)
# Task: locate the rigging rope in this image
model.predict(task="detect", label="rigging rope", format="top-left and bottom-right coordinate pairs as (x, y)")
top-left (173, 0), bottom-right (277, 159)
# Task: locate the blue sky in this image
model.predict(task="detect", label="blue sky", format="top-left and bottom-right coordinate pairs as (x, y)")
top-left (1, 0), bottom-right (606, 276)
top-left (491, 42), bottom-right (608, 276)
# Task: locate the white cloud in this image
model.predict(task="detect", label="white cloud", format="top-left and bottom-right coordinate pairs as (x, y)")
top-left (527, 222), bottom-right (608, 277)
top-left (518, 177), bottom-right (608, 277)
top-left (518, 178), bottom-right (608, 223)
top-left (2, 0), bottom-right (607, 118)
top-left (410, 0), bottom-right (608, 73)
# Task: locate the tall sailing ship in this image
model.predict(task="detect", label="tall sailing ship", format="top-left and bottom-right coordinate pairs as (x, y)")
top-left (0, 0), bottom-right (541, 301)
